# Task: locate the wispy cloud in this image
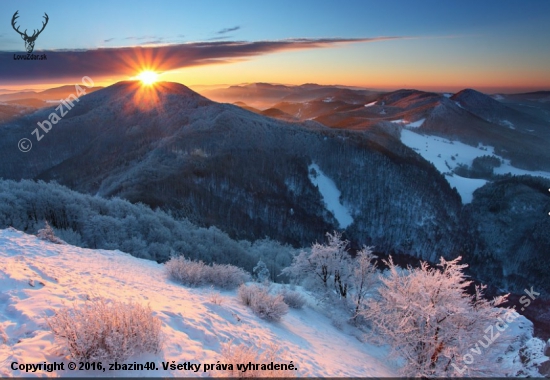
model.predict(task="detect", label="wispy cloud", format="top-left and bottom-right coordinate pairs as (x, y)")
top-left (217, 26), bottom-right (240, 35)
top-left (0, 36), bottom-right (404, 83)
top-left (206, 36), bottom-right (232, 41)
top-left (103, 38), bottom-right (115, 43)
top-left (125, 35), bottom-right (161, 41)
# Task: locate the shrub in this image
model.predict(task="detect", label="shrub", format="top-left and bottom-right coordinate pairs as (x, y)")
top-left (220, 340), bottom-right (295, 378)
top-left (238, 283), bottom-right (261, 306)
top-left (209, 263), bottom-right (250, 289)
top-left (279, 289), bottom-right (306, 309)
top-left (46, 298), bottom-right (162, 361)
top-left (166, 256), bottom-right (249, 289)
top-left (37, 220), bottom-right (65, 244)
top-left (238, 284), bottom-right (288, 321)
top-left (165, 256), bottom-right (206, 286)
top-left (207, 286), bottom-right (223, 305)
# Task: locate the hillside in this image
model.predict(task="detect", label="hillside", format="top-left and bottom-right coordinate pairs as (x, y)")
top-left (0, 81), bottom-right (463, 260)
top-left (0, 228), bottom-right (397, 377)
top-left (0, 228), bottom-right (547, 377)
top-left (220, 85), bottom-right (550, 171)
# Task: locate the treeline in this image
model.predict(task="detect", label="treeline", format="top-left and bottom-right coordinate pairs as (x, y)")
top-left (0, 179), bottom-right (295, 278)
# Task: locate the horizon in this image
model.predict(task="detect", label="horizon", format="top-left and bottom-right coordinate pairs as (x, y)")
top-left (1, 0), bottom-right (549, 93)
top-left (1, 79), bottom-right (549, 96)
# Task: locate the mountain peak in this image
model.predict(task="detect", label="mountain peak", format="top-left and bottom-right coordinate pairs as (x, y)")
top-left (104, 80), bottom-right (200, 96)
top-left (79, 80), bottom-right (211, 111)
top-left (451, 88), bottom-right (495, 104)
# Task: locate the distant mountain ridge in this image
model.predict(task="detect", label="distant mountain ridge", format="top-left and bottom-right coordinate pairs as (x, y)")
top-left (215, 84), bottom-right (550, 171)
top-left (0, 84), bottom-right (103, 102)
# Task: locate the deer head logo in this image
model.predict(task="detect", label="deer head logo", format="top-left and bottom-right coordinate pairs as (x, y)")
top-left (11, 11), bottom-right (49, 54)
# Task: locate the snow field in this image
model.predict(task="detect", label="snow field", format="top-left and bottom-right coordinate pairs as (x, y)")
top-left (400, 128), bottom-right (550, 203)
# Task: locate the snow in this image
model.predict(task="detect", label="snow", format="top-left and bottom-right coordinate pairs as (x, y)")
top-left (500, 120), bottom-right (515, 129)
top-left (0, 228), bottom-right (393, 377)
top-left (364, 101), bottom-right (376, 107)
top-left (390, 119), bottom-right (425, 128)
top-left (0, 228), bottom-right (546, 377)
top-left (322, 97), bottom-right (334, 103)
top-left (443, 93), bottom-right (453, 98)
top-left (445, 175), bottom-right (488, 204)
top-left (405, 118), bottom-right (425, 128)
top-left (308, 163), bottom-right (353, 229)
top-left (400, 129), bottom-right (550, 204)
top-left (492, 159), bottom-right (550, 179)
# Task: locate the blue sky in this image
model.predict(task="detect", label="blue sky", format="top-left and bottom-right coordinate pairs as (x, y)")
top-left (1, 0), bottom-right (549, 91)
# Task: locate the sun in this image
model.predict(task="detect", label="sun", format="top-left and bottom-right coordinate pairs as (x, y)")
top-left (137, 71), bottom-right (158, 85)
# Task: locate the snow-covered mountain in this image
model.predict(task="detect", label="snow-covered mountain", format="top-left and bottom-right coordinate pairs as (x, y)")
top-left (223, 86), bottom-right (550, 172)
top-left (0, 81), bottom-right (462, 259)
top-left (1, 80), bottom-right (549, 301)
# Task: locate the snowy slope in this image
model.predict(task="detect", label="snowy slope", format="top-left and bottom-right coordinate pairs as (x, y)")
top-left (400, 128), bottom-right (550, 203)
top-left (0, 228), bottom-right (393, 377)
top-left (308, 163), bottom-right (353, 229)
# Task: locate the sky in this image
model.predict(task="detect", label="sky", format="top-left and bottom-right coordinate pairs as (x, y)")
top-left (0, 0), bottom-right (549, 92)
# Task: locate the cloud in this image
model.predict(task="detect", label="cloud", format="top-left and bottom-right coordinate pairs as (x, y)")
top-left (217, 26), bottom-right (240, 34)
top-left (103, 38), bottom-right (115, 43)
top-left (139, 40), bottom-right (165, 45)
top-left (125, 35), bottom-right (161, 41)
top-left (0, 36), bottom-right (404, 84)
top-left (206, 36), bottom-right (232, 41)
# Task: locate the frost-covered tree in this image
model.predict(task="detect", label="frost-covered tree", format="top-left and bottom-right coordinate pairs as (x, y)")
top-left (0, 179), bottom-right (299, 277)
top-left (361, 256), bottom-right (511, 377)
top-left (283, 231), bottom-right (352, 298)
top-left (349, 246), bottom-right (377, 318)
top-left (253, 260), bottom-right (270, 283)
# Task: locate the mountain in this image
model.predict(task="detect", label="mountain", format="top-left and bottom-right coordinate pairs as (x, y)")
top-left (200, 82), bottom-right (379, 109)
top-left (493, 91), bottom-right (550, 132)
top-left (231, 102), bottom-right (298, 122)
top-left (1, 81), bottom-right (549, 299)
top-left (0, 84), bottom-right (103, 105)
top-left (0, 102), bottom-right (38, 123)
top-left (451, 89), bottom-right (549, 135)
top-left (201, 83), bottom-right (298, 108)
top-left (0, 80), bottom-right (462, 260)
top-left (420, 94), bottom-right (550, 171)
top-left (250, 87), bottom-right (550, 171)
